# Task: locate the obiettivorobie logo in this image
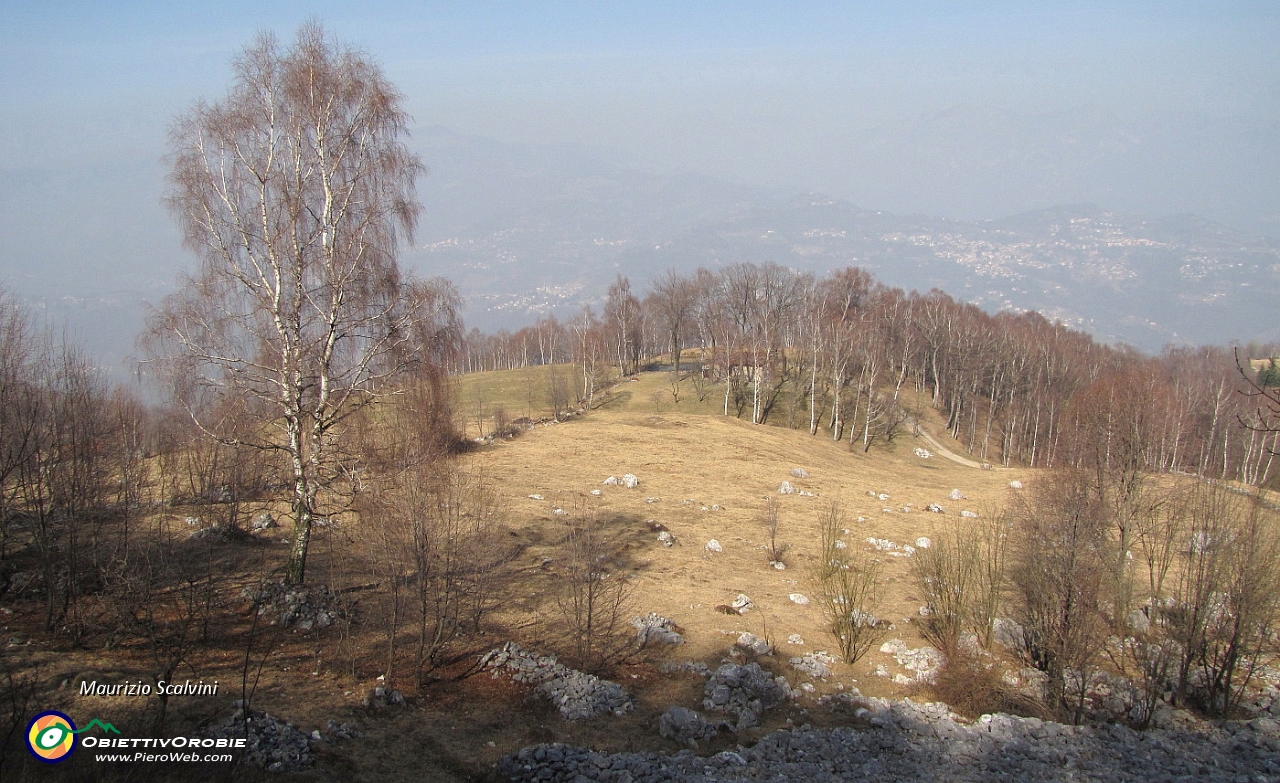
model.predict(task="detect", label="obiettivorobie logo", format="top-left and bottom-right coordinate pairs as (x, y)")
top-left (26, 711), bottom-right (121, 763)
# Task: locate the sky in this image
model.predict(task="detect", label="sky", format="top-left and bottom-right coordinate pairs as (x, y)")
top-left (0, 1), bottom-right (1278, 369)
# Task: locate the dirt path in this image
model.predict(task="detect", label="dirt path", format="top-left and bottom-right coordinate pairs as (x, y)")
top-left (913, 425), bottom-right (991, 470)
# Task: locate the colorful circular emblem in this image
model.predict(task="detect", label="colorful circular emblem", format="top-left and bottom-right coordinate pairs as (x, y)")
top-left (26, 711), bottom-right (76, 763)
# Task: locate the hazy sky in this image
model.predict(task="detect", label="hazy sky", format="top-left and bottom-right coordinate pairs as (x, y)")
top-left (1, 2), bottom-right (1278, 367)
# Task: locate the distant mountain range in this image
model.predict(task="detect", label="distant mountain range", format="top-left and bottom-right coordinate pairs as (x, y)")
top-left (408, 127), bottom-right (1280, 352)
top-left (21, 126), bottom-right (1280, 382)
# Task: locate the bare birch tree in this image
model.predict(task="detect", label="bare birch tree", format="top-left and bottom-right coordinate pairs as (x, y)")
top-left (146, 24), bottom-right (460, 585)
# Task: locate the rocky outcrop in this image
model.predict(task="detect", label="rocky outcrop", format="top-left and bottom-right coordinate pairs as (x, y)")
top-left (500, 696), bottom-right (1280, 782)
top-left (480, 642), bottom-right (633, 721)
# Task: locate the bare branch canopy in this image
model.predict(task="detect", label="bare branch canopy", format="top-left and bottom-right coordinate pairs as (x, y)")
top-left (145, 23), bottom-right (461, 585)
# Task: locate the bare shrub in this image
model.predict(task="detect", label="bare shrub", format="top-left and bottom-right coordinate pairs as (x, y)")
top-left (928, 646), bottom-right (1042, 720)
top-left (1168, 481), bottom-right (1280, 715)
top-left (814, 501), bottom-right (888, 664)
top-left (761, 496), bottom-right (788, 565)
top-left (1116, 482), bottom-right (1189, 727)
top-left (554, 504), bottom-right (637, 673)
top-left (911, 519), bottom-right (975, 656)
top-left (101, 520), bottom-right (224, 733)
top-left (913, 507), bottom-right (1008, 656)
top-left (1005, 470), bottom-right (1109, 722)
top-left (363, 466), bottom-right (517, 687)
top-left (971, 508), bottom-right (1009, 648)
top-left (1122, 634), bottom-right (1179, 728)
top-left (548, 365), bottom-right (572, 419)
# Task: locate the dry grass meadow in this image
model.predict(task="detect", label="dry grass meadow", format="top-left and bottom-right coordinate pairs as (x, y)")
top-left (2, 367), bottom-right (1031, 782)
top-left (459, 368), bottom-right (1025, 686)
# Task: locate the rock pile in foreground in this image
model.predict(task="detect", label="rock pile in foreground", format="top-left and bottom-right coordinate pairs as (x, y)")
top-left (481, 642), bottom-right (634, 720)
top-left (206, 709), bottom-right (315, 772)
top-left (244, 582), bottom-right (344, 631)
top-left (500, 698), bottom-right (1280, 783)
top-left (702, 663), bottom-right (793, 730)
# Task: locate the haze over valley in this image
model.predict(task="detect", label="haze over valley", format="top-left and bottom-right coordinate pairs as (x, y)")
top-left (4, 3), bottom-right (1279, 375)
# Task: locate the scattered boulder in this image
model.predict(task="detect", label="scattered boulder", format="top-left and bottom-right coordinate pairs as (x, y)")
top-left (362, 686), bottom-right (405, 709)
top-left (657, 530), bottom-right (676, 547)
top-left (915, 537), bottom-right (932, 549)
top-left (790, 651), bottom-right (835, 679)
top-left (961, 510), bottom-right (979, 518)
top-left (791, 468), bottom-right (809, 478)
top-left (992, 617), bottom-right (1025, 650)
top-left (189, 522), bottom-right (251, 543)
top-left (914, 448), bottom-right (933, 458)
top-left (880, 639), bottom-right (944, 683)
top-left (702, 662), bottom-right (793, 729)
top-left (733, 632), bottom-right (772, 657)
top-left (925, 503), bottom-right (945, 513)
top-left (658, 660), bottom-right (712, 677)
top-left (251, 513), bottom-right (277, 531)
top-left (1126, 608), bottom-right (1151, 634)
top-left (621, 473), bottom-right (640, 488)
top-left (730, 594), bottom-right (754, 612)
top-left (789, 593), bottom-right (810, 606)
top-left (705, 539), bottom-right (723, 553)
top-left (1009, 480), bottom-right (1024, 489)
top-left (658, 706), bottom-right (720, 745)
top-left (501, 697), bottom-right (1280, 783)
top-left (787, 634), bottom-right (805, 645)
top-left (949, 489), bottom-right (965, 500)
top-left (633, 613), bottom-right (684, 647)
top-left (778, 480), bottom-right (796, 495)
top-left (868, 537), bottom-right (917, 556)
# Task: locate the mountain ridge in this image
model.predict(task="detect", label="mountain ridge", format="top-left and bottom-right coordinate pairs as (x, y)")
top-left (407, 131), bottom-right (1277, 351)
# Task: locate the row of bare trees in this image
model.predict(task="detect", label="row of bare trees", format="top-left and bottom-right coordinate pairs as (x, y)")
top-left (0, 291), bottom-right (157, 637)
top-left (460, 264), bottom-right (1278, 489)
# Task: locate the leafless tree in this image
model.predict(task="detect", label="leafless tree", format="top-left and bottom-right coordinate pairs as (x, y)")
top-left (604, 276), bottom-right (643, 378)
top-left (1168, 480), bottom-right (1280, 715)
top-left (911, 518), bottom-right (977, 656)
top-left (570, 307), bottom-right (608, 407)
top-left (0, 291), bottom-right (41, 561)
top-left (761, 495), bottom-right (787, 565)
top-left (1237, 346), bottom-right (1280, 454)
top-left (1006, 470), bottom-right (1110, 721)
top-left (145, 24), bottom-right (461, 585)
top-left (102, 519), bottom-right (223, 733)
top-left (554, 503), bottom-right (636, 673)
top-left (647, 269), bottom-right (697, 376)
top-left (814, 501), bottom-right (888, 664)
top-left (365, 466), bottom-right (515, 687)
